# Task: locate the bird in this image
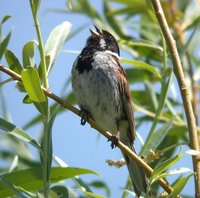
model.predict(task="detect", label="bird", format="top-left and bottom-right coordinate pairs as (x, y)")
top-left (71, 25), bottom-right (148, 197)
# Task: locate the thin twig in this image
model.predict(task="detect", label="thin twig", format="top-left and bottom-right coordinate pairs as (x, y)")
top-left (0, 65), bottom-right (174, 194)
top-left (150, 0), bottom-right (200, 197)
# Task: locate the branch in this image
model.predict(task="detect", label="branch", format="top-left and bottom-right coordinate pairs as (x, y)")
top-left (150, 0), bottom-right (200, 197)
top-left (0, 65), bottom-right (174, 194)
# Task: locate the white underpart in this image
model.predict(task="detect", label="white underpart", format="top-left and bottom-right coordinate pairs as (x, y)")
top-left (99, 38), bottom-right (106, 48)
top-left (72, 50), bottom-right (124, 134)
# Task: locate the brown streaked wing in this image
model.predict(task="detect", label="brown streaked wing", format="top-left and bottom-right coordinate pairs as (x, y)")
top-left (112, 55), bottom-right (135, 145)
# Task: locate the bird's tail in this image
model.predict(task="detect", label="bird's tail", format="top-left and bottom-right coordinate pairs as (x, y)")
top-left (122, 147), bottom-right (148, 197)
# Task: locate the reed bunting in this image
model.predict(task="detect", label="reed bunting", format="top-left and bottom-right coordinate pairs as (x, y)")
top-left (71, 26), bottom-right (147, 197)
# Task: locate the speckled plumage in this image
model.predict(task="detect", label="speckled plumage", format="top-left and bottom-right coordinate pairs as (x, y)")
top-left (71, 26), bottom-right (147, 197)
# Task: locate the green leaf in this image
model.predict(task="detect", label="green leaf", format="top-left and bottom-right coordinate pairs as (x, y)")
top-left (0, 176), bottom-right (27, 198)
top-left (170, 174), bottom-right (194, 197)
top-left (9, 156), bottom-right (18, 173)
top-left (40, 110), bottom-right (57, 187)
top-left (0, 150), bottom-right (40, 167)
top-left (144, 81), bottom-right (158, 111)
top-left (38, 55), bottom-right (50, 81)
top-left (0, 15), bottom-right (11, 25)
top-left (125, 68), bottom-right (158, 83)
top-left (121, 58), bottom-right (161, 79)
top-left (89, 181), bottom-right (110, 197)
top-left (119, 39), bottom-right (163, 52)
top-left (0, 117), bottom-right (40, 150)
top-left (156, 68), bottom-right (173, 115)
top-left (0, 78), bottom-right (13, 87)
top-left (54, 155), bottom-right (93, 194)
top-left (141, 69), bottom-right (173, 156)
top-left (23, 92), bottom-right (75, 130)
top-left (45, 21), bottom-right (72, 75)
top-left (0, 166), bottom-right (98, 197)
top-left (21, 67), bottom-right (46, 102)
top-left (145, 0), bottom-right (157, 22)
top-left (0, 15), bottom-right (11, 41)
top-left (107, 0), bottom-right (146, 16)
top-left (79, 190), bottom-right (105, 198)
top-left (142, 120), bottom-right (173, 156)
top-left (29, 0), bottom-right (41, 17)
top-left (151, 150), bottom-right (183, 181)
top-left (0, 31), bottom-right (11, 60)
top-left (22, 40), bottom-right (35, 68)
top-left (23, 95), bottom-right (32, 104)
top-left (103, 0), bottom-right (127, 39)
top-left (5, 49), bottom-right (23, 74)
top-left (150, 167), bottom-right (193, 186)
top-left (67, 0), bottom-right (102, 21)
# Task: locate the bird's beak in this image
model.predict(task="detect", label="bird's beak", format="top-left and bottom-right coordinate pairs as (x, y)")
top-left (89, 25), bottom-right (102, 38)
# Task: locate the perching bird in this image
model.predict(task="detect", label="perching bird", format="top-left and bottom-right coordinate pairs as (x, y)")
top-left (71, 26), bottom-right (147, 197)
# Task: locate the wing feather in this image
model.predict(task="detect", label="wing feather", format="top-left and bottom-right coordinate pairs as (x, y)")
top-left (112, 55), bottom-right (135, 145)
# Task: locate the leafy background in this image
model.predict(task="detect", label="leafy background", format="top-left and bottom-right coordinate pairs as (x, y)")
top-left (0, 0), bottom-right (200, 197)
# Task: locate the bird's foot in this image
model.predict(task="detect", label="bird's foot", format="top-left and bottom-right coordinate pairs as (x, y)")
top-left (80, 110), bottom-right (90, 126)
top-left (108, 134), bottom-right (120, 149)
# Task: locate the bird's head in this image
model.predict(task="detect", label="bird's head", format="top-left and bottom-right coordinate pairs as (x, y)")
top-left (86, 25), bottom-right (120, 55)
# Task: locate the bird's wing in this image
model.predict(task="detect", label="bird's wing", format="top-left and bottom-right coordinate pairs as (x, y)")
top-left (112, 55), bottom-right (135, 145)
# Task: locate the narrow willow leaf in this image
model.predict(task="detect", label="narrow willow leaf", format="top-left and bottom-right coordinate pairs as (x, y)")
top-left (9, 156), bottom-right (18, 173)
top-left (103, 0), bottom-right (127, 39)
top-left (15, 186), bottom-right (36, 198)
top-left (33, 101), bottom-right (49, 116)
top-left (23, 95), bottom-right (32, 104)
top-left (0, 78), bottom-right (13, 87)
top-left (30, 0), bottom-right (41, 17)
top-left (125, 68), bottom-right (157, 84)
top-left (67, 0), bottom-right (101, 20)
top-left (151, 168), bottom-right (193, 184)
top-left (0, 15), bottom-right (11, 42)
top-left (0, 166), bottom-right (98, 197)
top-left (0, 31), bottom-right (11, 60)
top-left (170, 174), bottom-right (194, 197)
top-left (21, 67), bottom-right (46, 102)
top-left (0, 15), bottom-right (11, 25)
top-left (89, 181), bottom-right (110, 197)
top-left (5, 49), bottom-right (23, 74)
top-left (145, 0), bottom-right (157, 22)
top-left (141, 119), bottom-right (173, 156)
top-left (45, 21), bottom-right (72, 75)
top-left (119, 39), bottom-right (163, 52)
top-left (54, 155), bottom-right (93, 193)
top-left (22, 40), bottom-right (35, 68)
top-left (144, 81), bottom-right (158, 111)
top-left (121, 58), bottom-right (161, 78)
top-left (41, 110), bottom-right (57, 186)
top-left (23, 92), bottom-right (75, 130)
top-left (180, 25), bottom-right (197, 58)
top-left (0, 176), bottom-right (27, 198)
top-left (0, 150), bottom-right (40, 167)
top-left (79, 190), bottom-right (105, 198)
top-left (156, 68), bottom-right (173, 116)
top-left (0, 118), bottom-right (40, 150)
top-left (151, 150), bottom-right (183, 180)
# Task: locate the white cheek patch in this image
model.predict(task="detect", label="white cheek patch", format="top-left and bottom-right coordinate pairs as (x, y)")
top-left (99, 38), bottom-right (106, 49)
top-left (104, 50), bottom-right (120, 59)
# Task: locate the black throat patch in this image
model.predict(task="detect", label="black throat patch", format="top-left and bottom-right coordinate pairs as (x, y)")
top-left (76, 47), bottom-right (97, 73)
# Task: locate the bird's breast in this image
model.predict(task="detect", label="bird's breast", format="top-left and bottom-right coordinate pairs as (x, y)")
top-left (72, 52), bottom-right (124, 133)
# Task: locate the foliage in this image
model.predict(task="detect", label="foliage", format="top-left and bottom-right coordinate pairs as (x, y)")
top-left (0, 0), bottom-right (200, 197)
